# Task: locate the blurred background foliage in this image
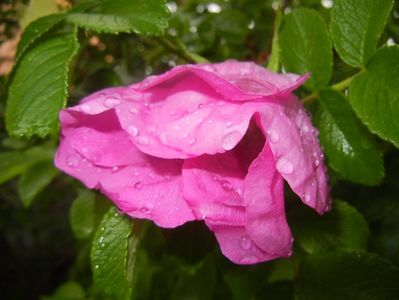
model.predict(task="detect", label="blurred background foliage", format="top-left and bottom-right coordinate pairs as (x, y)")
top-left (1, 0), bottom-right (399, 299)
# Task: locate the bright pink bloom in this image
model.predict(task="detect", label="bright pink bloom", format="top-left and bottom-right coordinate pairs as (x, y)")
top-left (55, 61), bottom-right (330, 264)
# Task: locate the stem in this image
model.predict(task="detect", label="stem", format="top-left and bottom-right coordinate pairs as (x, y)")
top-left (267, 7), bottom-right (283, 72)
top-left (158, 35), bottom-right (209, 64)
top-left (302, 71), bottom-right (362, 105)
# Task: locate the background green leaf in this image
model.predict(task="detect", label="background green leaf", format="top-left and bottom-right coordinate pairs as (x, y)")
top-left (69, 189), bottom-right (96, 240)
top-left (288, 200), bottom-right (369, 253)
top-left (316, 89), bottom-right (384, 185)
top-left (91, 206), bottom-right (135, 300)
top-left (330, 0), bottom-right (393, 67)
top-left (295, 249), bottom-right (399, 300)
top-left (279, 8), bottom-right (332, 90)
top-left (349, 46), bottom-right (399, 148)
top-left (66, 0), bottom-right (169, 35)
top-left (18, 160), bottom-right (59, 208)
top-left (6, 29), bottom-right (79, 138)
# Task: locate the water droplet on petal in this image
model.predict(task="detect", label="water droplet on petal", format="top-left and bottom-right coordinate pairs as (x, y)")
top-left (104, 97), bottom-right (121, 108)
top-left (129, 107), bottom-right (138, 114)
top-left (188, 138), bottom-right (196, 145)
top-left (136, 136), bottom-right (149, 145)
top-left (67, 155), bottom-right (80, 168)
top-left (313, 158), bottom-right (320, 167)
top-left (140, 203), bottom-right (153, 213)
top-left (134, 182), bottom-right (143, 189)
top-left (266, 129), bottom-right (280, 143)
top-left (302, 124), bottom-right (309, 133)
top-left (220, 180), bottom-right (233, 191)
top-left (111, 166), bottom-right (119, 173)
top-left (303, 193), bottom-right (311, 203)
top-left (239, 236), bottom-right (252, 250)
top-left (226, 121), bottom-right (233, 127)
top-left (80, 104), bottom-right (91, 113)
top-left (222, 131), bottom-right (241, 150)
top-left (276, 157), bottom-right (294, 175)
top-left (240, 255), bottom-right (258, 264)
top-left (127, 125), bottom-right (139, 136)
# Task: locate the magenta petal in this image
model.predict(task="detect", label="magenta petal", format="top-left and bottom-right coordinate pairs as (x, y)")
top-left (56, 102), bottom-right (195, 228)
top-left (182, 141), bottom-right (293, 264)
top-left (258, 98), bottom-right (330, 213)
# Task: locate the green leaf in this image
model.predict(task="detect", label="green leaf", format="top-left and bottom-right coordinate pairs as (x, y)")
top-left (18, 160), bottom-right (59, 208)
top-left (349, 46), bottom-right (399, 148)
top-left (19, 0), bottom-right (60, 30)
top-left (288, 200), bottom-right (369, 254)
top-left (296, 250), bottom-right (399, 300)
top-left (330, 0), bottom-right (393, 67)
top-left (91, 206), bottom-right (136, 300)
top-left (16, 14), bottom-right (64, 61)
top-left (0, 146), bottom-right (54, 185)
top-left (16, 14), bottom-right (65, 62)
top-left (6, 29), bottom-right (79, 138)
top-left (316, 89), bottom-right (384, 185)
top-left (69, 189), bottom-right (96, 239)
top-left (41, 281), bottom-right (85, 300)
top-left (66, 0), bottom-right (169, 35)
top-left (279, 8), bottom-right (332, 90)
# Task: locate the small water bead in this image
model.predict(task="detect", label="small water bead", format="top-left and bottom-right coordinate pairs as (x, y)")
top-left (104, 97), bottom-right (121, 108)
top-left (94, 265), bottom-right (99, 270)
top-left (275, 157), bottom-right (294, 175)
top-left (220, 180), bottom-right (233, 191)
top-left (127, 125), bottom-right (139, 136)
top-left (226, 121), bottom-right (233, 128)
top-left (129, 107), bottom-right (138, 114)
top-left (135, 136), bottom-right (150, 145)
top-left (303, 193), bottom-right (311, 203)
top-left (80, 104), bottom-right (91, 113)
top-left (239, 236), bottom-right (252, 250)
top-left (111, 166), bottom-right (119, 173)
top-left (67, 155), bottom-right (80, 168)
top-left (188, 138), bottom-right (196, 145)
top-left (266, 129), bottom-right (280, 143)
top-left (240, 255), bottom-right (258, 264)
top-left (139, 203), bottom-right (153, 213)
top-left (222, 131), bottom-right (241, 151)
top-left (134, 182), bottom-right (143, 189)
top-left (313, 158), bottom-right (320, 167)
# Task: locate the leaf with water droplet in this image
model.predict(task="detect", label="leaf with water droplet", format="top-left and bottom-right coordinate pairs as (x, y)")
top-left (91, 207), bottom-right (138, 300)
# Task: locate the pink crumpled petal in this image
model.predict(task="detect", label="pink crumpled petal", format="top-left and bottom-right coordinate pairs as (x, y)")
top-left (182, 127), bottom-right (292, 264)
top-left (55, 96), bottom-right (195, 228)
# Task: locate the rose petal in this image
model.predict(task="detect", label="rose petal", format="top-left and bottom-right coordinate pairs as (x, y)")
top-left (182, 130), bottom-right (292, 264)
top-left (257, 98), bottom-right (330, 213)
top-left (55, 105), bottom-right (195, 228)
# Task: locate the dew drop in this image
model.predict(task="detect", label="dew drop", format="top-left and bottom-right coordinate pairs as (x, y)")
top-left (136, 136), bottom-right (149, 145)
top-left (303, 193), bottom-right (311, 203)
top-left (134, 182), bottom-right (143, 189)
top-left (104, 97), bottom-right (121, 108)
top-left (188, 138), bottom-right (196, 145)
top-left (129, 107), bottom-right (138, 114)
top-left (240, 255), bottom-right (258, 264)
top-left (139, 203), bottom-right (153, 213)
top-left (111, 166), bottom-right (119, 173)
top-left (220, 180), bottom-right (233, 191)
top-left (275, 157), bottom-right (294, 175)
top-left (266, 129), bottom-right (280, 143)
top-left (226, 121), bottom-right (233, 128)
top-left (313, 158), bottom-right (320, 167)
top-left (94, 264), bottom-right (99, 270)
top-left (239, 236), bottom-right (252, 250)
top-left (302, 124), bottom-right (309, 133)
top-left (127, 125), bottom-right (139, 136)
top-left (222, 131), bottom-right (241, 150)
top-left (67, 155), bottom-right (80, 168)
top-left (80, 104), bottom-right (91, 113)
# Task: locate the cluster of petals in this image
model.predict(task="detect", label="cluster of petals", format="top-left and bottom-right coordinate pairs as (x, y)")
top-left (55, 61), bottom-right (330, 264)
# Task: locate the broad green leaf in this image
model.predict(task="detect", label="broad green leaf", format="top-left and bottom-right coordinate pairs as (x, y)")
top-left (41, 281), bottom-right (85, 300)
top-left (0, 146), bottom-right (54, 185)
top-left (6, 29), bottom-right (79, 138)
top-left (20, 0), bottom-right (59, 30)
top-left (316, 89), bottom-right (384, 185)
top-left (69, 189), bottom-right (96, 239)
top-left (279, 8), bottom-right (332, 90)
top-left (18, 160), bottom-right (59, 208)
top-left (288, 200), bottom-right (369, 253)
top-left (91, 207), bottom-right (136, 300)
top-left (16, 14), bottom-right (65, 62)
top-left (349, 47), bottom-right (399, 148)
top-left (296, 250), bottom-right (399, 300)
top-left (330, 0), bottom-right (393, 67)
top-left (66, 0), bottom-right (169, 35)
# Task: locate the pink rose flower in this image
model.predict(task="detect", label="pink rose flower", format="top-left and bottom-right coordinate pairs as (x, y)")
top-left (55, 61), bottom-right (330, 264)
